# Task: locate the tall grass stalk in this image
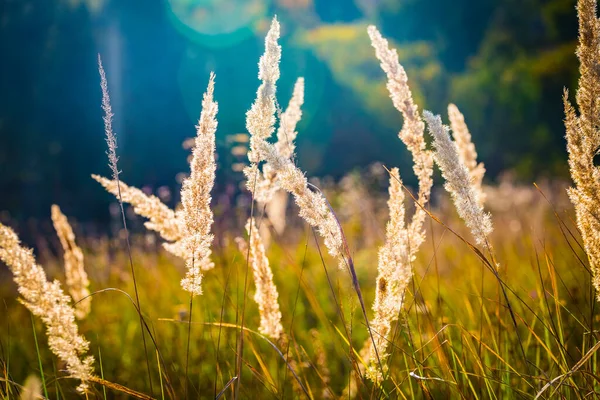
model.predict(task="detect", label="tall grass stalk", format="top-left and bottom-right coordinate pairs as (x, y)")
top-left (98, 346), bottom-right (106, 400)
top-left (184, 292), bottom-right (193, 399)
top-left (156, 350), bottom-right (165, 400)
top-left (30, 314), bottom-right (48, 400)
top-left (97, 55), bottom-right (153, 393)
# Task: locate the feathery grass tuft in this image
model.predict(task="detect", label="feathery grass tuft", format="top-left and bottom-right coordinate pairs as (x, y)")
top-left (0, 223), bottom-right (94, 393)
top-left (447, 103), bottom-right (486, 205)
top-left (51, 205), bottom-right (91, 319)
top-left (424, 111), bottom-right (493, 246)
top-left (236, 218), bottom-right (283, 340)
top-left (564, 0), bottom-right (600, 300)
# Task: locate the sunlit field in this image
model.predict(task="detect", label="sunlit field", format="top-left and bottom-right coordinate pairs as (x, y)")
top-left (2, 177), bottom-right (597, 399)
top-left (2, 1), bottom-right (600, 399)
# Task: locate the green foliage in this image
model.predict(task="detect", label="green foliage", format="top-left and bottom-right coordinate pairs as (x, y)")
top-left (295, 23), bottom-right (443, 126)
top-left (1, 190), bottom-right (599, 398)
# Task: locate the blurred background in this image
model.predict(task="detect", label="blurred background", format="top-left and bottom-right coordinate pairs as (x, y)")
top-left (0, 0), bottom-right (579, 223)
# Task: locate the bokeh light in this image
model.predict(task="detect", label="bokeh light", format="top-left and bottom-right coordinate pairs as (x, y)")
top-left (166, 0), bottom-right (270, 47)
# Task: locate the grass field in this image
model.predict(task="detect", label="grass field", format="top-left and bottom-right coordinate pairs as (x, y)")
top-left (2, 1), bottom-right (600, 398)
top-left (2, 178), bottom-right (598, 399)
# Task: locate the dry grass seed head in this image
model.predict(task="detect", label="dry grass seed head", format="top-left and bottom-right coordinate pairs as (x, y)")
top-left (51, 205), bottom-right (91, 319)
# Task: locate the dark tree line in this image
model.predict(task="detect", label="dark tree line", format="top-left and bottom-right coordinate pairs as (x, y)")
top-left (0, 0), bottom-right (580, 221)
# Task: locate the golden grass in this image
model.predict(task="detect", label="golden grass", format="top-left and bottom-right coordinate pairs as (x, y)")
top-left (1, 180), bottom-right (598, 398)
top-left (2, 2), bottom-right (600, 398)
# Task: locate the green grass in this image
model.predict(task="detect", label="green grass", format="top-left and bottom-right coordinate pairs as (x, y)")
top-left (1, 183), bottom-right (599, 399)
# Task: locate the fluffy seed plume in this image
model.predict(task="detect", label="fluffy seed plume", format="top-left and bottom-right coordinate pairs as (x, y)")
top-left (364, 168), bottom-right (414, 380)
top-left (236, 218), bottom-right (283, 339)
top-left (424, 111), bottom-right (493, 246)
top-left (0, 223), bottom-right (94, 392)
top-left (242, 16), bottom-right (279, 197)
top-left (177, 73), bottom-right (218, 295)
top-left (565, 0), bottom-right (600, 300)
top-left (367, 25), bottom-right (433, 250)
top-left (251, 77), bottom-right (304, 205)
top-left (51, 205), bottom-right (91, 319)
top-left (359, 26), bottom-right (434, 381)
top-left (92, 174), bottom-right (182, 242)
top-left (252, 77), bottom-right (303, 235)
top-left (98, 55), bottom-right (120, 181)
top-left (276, 157), bottom-right (344, 267)
top-left (245, 17), bottom-right (281, 166)
top-left (243, 16), bottom-right (283, 203)
top-left (241, 19), bottom-right (304, 242)
top-left (95, 53), bottom-right (183, 247)
top-left (275, 77), bottom-right (304, 160)
top-left (253, 140), bottom-right (344, 268)
top-left (93, 74), bottom-right (218, 293)
top-left (244, 18), bottom-right (345, 269)
top-left (448, 103), bottom-right (486, 204)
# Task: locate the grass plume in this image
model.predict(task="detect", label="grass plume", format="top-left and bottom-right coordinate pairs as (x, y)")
top-left (173, 72), bottom-right (218, 295)
top-left (51, 205), bottom-right (91, 320)
top-left (244, 18), bottom-right (345, 270)
top-left (236, 218), bottom-right (283, 340)
top-left (97, 53), bottom-right (153, 393)
top-left (0, 223), bottom-right (94, 393)
top-left (448, 103), bottom-right (486, 205)
top-left (92, 174), bottom-right (182, 242)
top-left (362, 25), bottom-right (436, 382)
top-left (93, 73), bottom-right (218, 291)
top-left (424, 111), bottom-right (493, 246)
top-left (564, 0), bottom-right (600, 300)
top-left (367, 25), bottom-right (434, 240)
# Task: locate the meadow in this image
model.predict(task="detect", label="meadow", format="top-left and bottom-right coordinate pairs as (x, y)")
top-left (2, 1), bottom-right (600, 399)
